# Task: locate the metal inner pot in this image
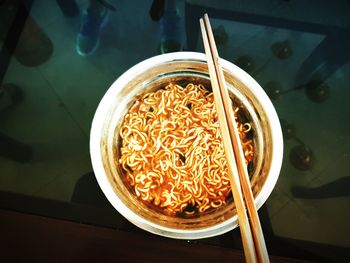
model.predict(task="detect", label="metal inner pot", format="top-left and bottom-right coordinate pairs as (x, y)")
top-left (90, 52), bottom-right (283, 239)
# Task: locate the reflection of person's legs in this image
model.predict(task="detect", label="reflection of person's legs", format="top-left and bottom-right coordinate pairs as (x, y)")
top-left (0, 84), bottom-right (22, 111)
top-left (295, 33), bottom-right (350, 88)
top-left (0, 132), bottom-right (32, 162)
top-left (0, 84), bottom-right (32, 162)
top-left (149, 0), bottom-right (165, 21)
top-left (292, 176), bottom-right (350, 199)
top-left (76, 0), bottom-right (110, 56)
top-left (159, 0), bottom-right (183, 54)
top-left (56, 0), bottom-right (79, 17)
top-left (71, 172), bottom-right (108, 206)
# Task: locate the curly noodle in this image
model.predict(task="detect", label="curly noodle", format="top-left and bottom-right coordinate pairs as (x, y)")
top-left (118, 83), bottom-right (254, 216)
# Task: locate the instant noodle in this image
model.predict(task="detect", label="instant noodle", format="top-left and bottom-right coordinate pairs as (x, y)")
top-left (119, 83), bottom-right (254, 216)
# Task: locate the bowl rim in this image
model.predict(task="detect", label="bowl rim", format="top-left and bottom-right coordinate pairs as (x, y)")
top-left (90, 51), bottom-right (283, 239)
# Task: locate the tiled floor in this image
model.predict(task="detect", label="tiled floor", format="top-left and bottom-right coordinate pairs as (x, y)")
top-left (206, 15), bottom-right (350, 249)
top-left (0, 0), bottom-right (349, 253)
top-left (0, 0), bottom-right (161, 201)
top-left (0, 58), bottom-right (90, 200)
top-left (267, 62), bottom-right (350, 247)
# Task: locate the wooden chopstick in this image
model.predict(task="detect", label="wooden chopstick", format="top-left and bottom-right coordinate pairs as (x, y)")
top-left (202, 14), bottom-right (269, 263)
top-left (200, 14), bottom-right (269, 263)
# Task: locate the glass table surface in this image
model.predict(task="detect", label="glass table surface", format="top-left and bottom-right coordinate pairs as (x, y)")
top-left (1, 0), bottom-right (350, 261)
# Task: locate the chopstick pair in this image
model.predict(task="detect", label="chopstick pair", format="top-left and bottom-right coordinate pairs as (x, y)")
top-left (200, 14), bottom-right (269, 263)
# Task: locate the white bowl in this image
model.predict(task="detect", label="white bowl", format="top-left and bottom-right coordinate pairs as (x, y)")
top-left (90, 52), bottom-right (283, 239)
